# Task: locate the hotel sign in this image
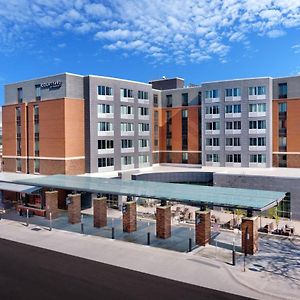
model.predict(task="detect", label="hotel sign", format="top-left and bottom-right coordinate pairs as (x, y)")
top-left (41, 81), bottom-right (62, 90)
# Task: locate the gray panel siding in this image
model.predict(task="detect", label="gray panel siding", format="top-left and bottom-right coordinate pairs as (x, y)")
top-left (214, 173), bottom-right (300, 221)
top-left (86, 76), bottom-right (153, 173)
top-left (4, 73), bottom-right (84, 105)
top-left (273, 76), bottom-right (300, 99)
top-left (160, 87), bottom-right (201, 107)
top-left (201, 78), bottom-right (272, 168)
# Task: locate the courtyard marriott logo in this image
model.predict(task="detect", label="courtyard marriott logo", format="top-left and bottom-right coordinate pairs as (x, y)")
top-left (41, 81), bottom-right (62, 90)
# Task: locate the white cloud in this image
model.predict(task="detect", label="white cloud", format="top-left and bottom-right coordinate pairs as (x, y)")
top-left (292, 44), bottom-right (300, 54)
top-left (0, 0), bottom-right (300, 63)
top-left (266, 29), bottom-right (286, 38)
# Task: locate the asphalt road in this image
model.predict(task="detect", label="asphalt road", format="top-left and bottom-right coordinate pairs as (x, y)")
top-left (0, 238), bottom-right (252, 300)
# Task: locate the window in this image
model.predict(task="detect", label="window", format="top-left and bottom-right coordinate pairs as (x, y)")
top-left (206, 121), bottom-right (220, 130)
top-left (98, 86), bottom-right (113, 96)
top-left (121, 88), bottom-right (133, 98)
top-left (98, 140), bottom-right (114, 149)
top-left (34, 159), bottom-right (40, 173)
top-left (279, 102), bottom-right (287, 113)
top-left (248, 86), bottom-right (266, 96)
top-left (250, 154), bottom-right (266, 163)
top-left (139, 107), bottom-right (149, 116)
top-left (278, 83), bottom-right (287, 99)
top-left (225, 104), bottom-right (241, 114)
top-left (138, 123), bottom-right (150, 132)
top-left (206, 138), bottom-right (219, 146)
top-left (249, 120), bottom-right (266, 129)
top-left (98, 157), bottom-right (114, 168)
top-left (121, 105), bottom-right (133, 115)
top-left (121, 156), bottom-right (133, 165)
top-left (17, 88), bottom-right (23, 103)
top-left (166, 95), bottom-right (172, 107)
top-left (16, 158), bottom-right (21, 172)
top-left (182, 93), bottom-right (188, 106)
top-left (205, 89), bottom-right (219, 99)
top-left (138, 91), bottom-right (148, 100)
top-left (249, 103), bottom-right (266, 112)
top-left (35, 85), bottom-right (41, 101)
top-left (138, 139), bottom-right (149, 148)
top-left (139, 155), bottom-right (149, 164)
top-left (98, 122), bottom-right (113, 131)
top-left (182, 152), bottom-right (188, 163)
top-left (206, 154), bottom-right (219, 162)
top-left (226, 121), bottom-right (241, 130)
top-left (153, 94), bottom-right (158, 107)
top-left (226, 137), bottom-right (240, 146)
top-left (226, 154), bottom-right (241, 163)
top-left (121, 122), bottom-right (134, 132)
top-left (98, 104), bottom-right (113, 114)
top-left (250, 137), bottom-right (266, 146)
top-left (279, 137), bottom-right (287, 148)
top-left (182, 109), bottom-right (188, 118)
top-left (16, 107), bottom-right (21, 156)
top-left (122, 139), bottom-right (133, 148)
top-left (198, 92), bottom-right (202, 105)
top-left (225, 88), bottom-right (241, 97)
top-left (205, 105), bottom-right (219, 115)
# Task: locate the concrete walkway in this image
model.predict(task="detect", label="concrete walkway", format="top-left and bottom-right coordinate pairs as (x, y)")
top-left (0, 218), bottom-right (298, 300)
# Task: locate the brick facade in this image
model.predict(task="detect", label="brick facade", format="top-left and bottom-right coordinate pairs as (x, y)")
top-left (93, 197), bottom-right (107, 228)
top-left (195, 210), bottom-right (211, 246)
top-left (122, 201), bottom-right (137, 233)
top-left (241, 216), bottom-right (259, 255)
top-left (156, 205), bottom-right (171, 239)
top-left (67, 193), bottom-right (81, 224)
top-left (45, 190), bottom-right (59, 219)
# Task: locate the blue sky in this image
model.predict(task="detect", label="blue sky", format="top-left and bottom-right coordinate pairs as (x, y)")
top-left (1, 0), bottom-right (300, 104)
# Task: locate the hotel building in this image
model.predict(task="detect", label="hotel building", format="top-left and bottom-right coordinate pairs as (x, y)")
top-left (2, 73), bottom-right (300, 175)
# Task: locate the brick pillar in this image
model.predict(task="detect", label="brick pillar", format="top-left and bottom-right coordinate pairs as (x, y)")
top-left (67, 194), bottom-right (81, 224)
top-left (123, 201), bottom-right (137, 233)
top-left (45, 191), bottom-right (59, 219)
top-left (93, 197), bottom-right (107, 228)
top-left (156, 205), bottom-right (171, 239)
top-left (241, 216), bottom-right (259, 255)
top-left (195, 210), bottom-right (211, 246)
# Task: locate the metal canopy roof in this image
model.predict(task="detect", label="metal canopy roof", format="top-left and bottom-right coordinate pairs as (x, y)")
top-left (15, 174), bottom-right (286, 211)
top-left (0, 182), bottom-right (41, 194)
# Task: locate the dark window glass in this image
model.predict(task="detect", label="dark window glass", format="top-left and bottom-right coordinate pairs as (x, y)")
top-left (278, 83), bottom-right (287, 99)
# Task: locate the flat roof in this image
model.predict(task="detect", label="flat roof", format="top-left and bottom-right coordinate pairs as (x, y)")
top-left (15, 174), bottom-right (285, 211)
top-left (0, 182), bottom-right (41, 194)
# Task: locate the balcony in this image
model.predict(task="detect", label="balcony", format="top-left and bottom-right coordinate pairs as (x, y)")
top-left (98, 148), bottom-right (114, 155)
top-left (98, 166), bottom-right (114, 172)
top-left (205, 114), bottom-right (220, 119)
top-left (225, 96), bottom-right (241, 102)
top-left (98, 113), bottom-right (114, 119)
top-left (248, 95), bottom-right (266, 101)
top-left (139, 131), bottom-right (150, 136)
top-left (138, 99), bottom-right (150, 105)
top-left (225, 162), bottom-right (242, 167)
top-left (225, 146), bottom-right (241, 151)
top-left (121, 147), bottom-right (135, 153)
top-left (205, 146), bottom-right (220, 151)
top-left (139, 146), bottom-right (150, 152)
top-left (97, 95), bottom-right (113, 101)
top-left (249, 146), bottom-right (267, 151)
top-left (225, 112), bottom-right (241, 118)
top-left (121, 114), bottom-right (134, 120)
top-left (248, 112), bottom-right (266, 117)
top-left (249, 129), bottom-right (266, 134)
top-left (205, 161), bottom-right (220, 167)
top-left (121, 97), bottom-right (134, 103)
top-left (225, 129), bottom-right (241, 135)
top-left (139, 115), bottom-right (150, 121)
top-left (205, 130), bottom-right (220, 135)
top-left (205, 97), bottom-right (220, 103)
top-left (98, 130), bottom-right (114, 137)
top-left (121, 131), bottom-right (134, 137)
top-left (249, 162), bottom-right (266, 168)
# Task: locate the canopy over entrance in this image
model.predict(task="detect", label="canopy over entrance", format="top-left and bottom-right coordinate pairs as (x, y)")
top-left (0, 182), bottom-right (41, 194)
top-left (15, 174), bottom-right (285, 211)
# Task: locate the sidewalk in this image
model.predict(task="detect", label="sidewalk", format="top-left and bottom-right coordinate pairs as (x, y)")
top-left (0, 218), bottom-right (298, 300)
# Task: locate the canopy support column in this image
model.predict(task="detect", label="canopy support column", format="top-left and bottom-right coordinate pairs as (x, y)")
top-left (123, 201), bottom-right (137, 233)
top-left (67, 193), bottom-right (81, 224)
top-left (93, 197), bottom-right (107, 228)
top-left (241, 216), bottom-right (259, 255)
top-left (45, 190), bottom-right (59, 219)
top-left (195, 209), bottom-right (211, 246)
top-left (156, 205), bottom-right (171, 239)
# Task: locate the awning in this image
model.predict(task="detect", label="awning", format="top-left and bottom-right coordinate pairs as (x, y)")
top-left (0, 182), bottom-right (41, 194)
top-left (15, 174), bottom-right (286, 211)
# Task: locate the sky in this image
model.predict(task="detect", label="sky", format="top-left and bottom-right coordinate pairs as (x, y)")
top-left (1, 0), bottom-right (300, 104)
